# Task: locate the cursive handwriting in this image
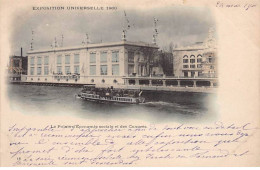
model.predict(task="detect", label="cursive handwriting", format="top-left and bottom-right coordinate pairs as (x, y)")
top-left (7, 122), bottom-right (258, 166)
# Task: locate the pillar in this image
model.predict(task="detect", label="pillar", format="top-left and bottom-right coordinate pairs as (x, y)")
top-left (193, 80), bottom-right (197, 87)
top-left (163, 80), bottom-right (166, 86)
top-left (210, 81), bottom-right (214, 87)
top-left (177, 80), bottom-right (180, 87)
top-left (135, 79), bottom-right (139, 85)
top-left (149, 80), bottom-right (152, 86)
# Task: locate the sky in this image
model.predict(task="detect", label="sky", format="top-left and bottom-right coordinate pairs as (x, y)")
top-left (10, 6), bottom-right (215, 56)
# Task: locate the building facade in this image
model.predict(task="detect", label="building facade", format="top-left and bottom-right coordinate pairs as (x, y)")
top-left (8, 49), bottom-right (28, 81)
top-left (25, 41), bottom-right (159, 85)
top-left (173, 29), bottom-right (217, 78)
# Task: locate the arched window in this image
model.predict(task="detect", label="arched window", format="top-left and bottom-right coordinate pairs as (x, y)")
top-left (190, 55), bottom-right (195, 63)
top-left (183, 55), bottom-right (188, 63)
top-left (197, 55), bottom-right (202, 63)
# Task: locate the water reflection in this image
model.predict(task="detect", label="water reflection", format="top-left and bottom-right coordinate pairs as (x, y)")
top-left (7, 84), bottom-right (218, 123)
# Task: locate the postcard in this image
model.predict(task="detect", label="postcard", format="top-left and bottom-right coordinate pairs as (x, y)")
top-left (0, 0), bottom-right (259, 167)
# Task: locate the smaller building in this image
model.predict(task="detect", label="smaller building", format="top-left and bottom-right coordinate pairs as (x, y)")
top-left (8, 48), bottom-right (28, 81)
top-left (173, 28), bottom-right (217, 78)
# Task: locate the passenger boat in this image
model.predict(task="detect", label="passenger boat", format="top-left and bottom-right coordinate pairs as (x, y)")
top-left (77, 85), bottom-right (145, 104)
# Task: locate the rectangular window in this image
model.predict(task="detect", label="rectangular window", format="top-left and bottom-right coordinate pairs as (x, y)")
top-left (65, 55), bottom-right (70, 64)
top-left (90, 65), bottom-right (96, 75)
top-left (112, 64), bottom-right (119, 75)
top-left (128, 51), bottom-right (134, 63)
top-left (57, 66), bottom-right (62, 74)
top-left (74, 54), bottom-right (80, 64)
top-left (190, 65), bottom-right (196, 68)
top-left (190, 59), bottom-right (195, 63)
top-left (37, 57), bottom-right (42, 65)
top-left (44, 66), bottom-right (49, 75)
top-left (197, 58), bottom-right (202, 63)
top-left (183, 65), bottom-right (189, 68)
top-left (74, 65), bottom-right (79, 74)
top-left (198, 71), bottom-right (203, 77)
top-left (57, 55), bottom-right (62, 65)
top-left (30, 57), bottom-right (34, 66)
top-left (197, 64), bottom-right (202, 68)
top-left (112, 51), bottom-right (119, 62)
top-left (100, 65), bottom-right (107, 75)
top-left (90, 53), bottom-right (96, 63)
top-left (65, 66), bottom-right (70, 74)
top-left (183, 59), bottom-right (189, 63)
top-left (30, 67), bottom-right (34, 75)
top-left (100, 52), bottom-right (107, 63)
top-left (128, 65), bottom-right (134, 75)
top-left (44, 56), bottom-right (49, 65)
top-left (37, 67), bottom-right (41, 75)
top-left (209, 58), bottom-right (213, 63)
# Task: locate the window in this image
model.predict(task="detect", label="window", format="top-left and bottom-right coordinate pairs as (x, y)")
top-left (44, 56), bottom-right (49, 65)
top-left (30, 67), bottom-right (34, 75)
top-left (183, 65), bottom-right (189, 68)
top-left (190, 59), bottom-right (195, 63)
top-left (128, 65), bottom-right (134, 75)
top-left (128, 51), bottom-right (134, 63)
top-left (44, 66), bottom-right (49, 75)
top-left (37, 57), bottom-right (42, 65)
top-left (183, 59), bottom-right (189, 63)
top-left (57, 66), bottom-right (62, 74)
top-left (210, 65), bottom-right (214, 69)
top-left (65, 55), bottom-right (70, 64)
top-left (198, 71), bottom-right (203, 77)
top-left (209, 58), bottom-right (213, 63)
top-left (112, 51), bottom-right (119, 62)
top-left (112, 64), bottom-right (119, 75)
top-left (190, 65), bottom-right (196, 68)
top-left (90, 53), bottom-right (96, 63)
top-left (57, 55), bottom-right (62, 65)
top-left (30, 57), bottom-right (34, 65)
top-left (90, 65), bottom-right (96, 75)
top-left (65, 66), bottom-right (70, 74)
top-left (197, 64), bottom-right (202, 68)
top-left (100, 52), bottom-right (107, 63)
top-left (100, 65), bottom-right (107, 75)
top-left (37, 67), bottom-right (41, 75)
top-left (197, 58), bottom-right (202, 63)
top-left (74, 65), bottom-right (79, 74)
top-left (74, 54), bottom-right (80, 64)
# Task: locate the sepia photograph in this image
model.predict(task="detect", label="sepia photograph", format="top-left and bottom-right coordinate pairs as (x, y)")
top-left (7, 6), bottom-right (218, 122)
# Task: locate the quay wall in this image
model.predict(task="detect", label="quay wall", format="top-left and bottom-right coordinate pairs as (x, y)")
top-left (9, 81), bottom-right (216, 93)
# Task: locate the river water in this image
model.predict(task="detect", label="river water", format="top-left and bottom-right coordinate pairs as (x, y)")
top-left (7, 84), bottom-right (218, 123)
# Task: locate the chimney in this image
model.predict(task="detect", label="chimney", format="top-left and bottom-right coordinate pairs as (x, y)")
top-left (21, 47), bottom-right (23, 57)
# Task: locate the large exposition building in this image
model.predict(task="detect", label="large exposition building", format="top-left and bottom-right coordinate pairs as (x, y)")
top-left (25, 41), bottom-right (159, 85)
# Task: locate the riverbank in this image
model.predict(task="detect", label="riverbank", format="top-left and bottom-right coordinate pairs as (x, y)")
top-left (9, 81), bottom-right (217, 93)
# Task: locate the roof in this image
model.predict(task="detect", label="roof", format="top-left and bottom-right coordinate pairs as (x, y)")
top-left (27, 41), bottom-right (159, 54)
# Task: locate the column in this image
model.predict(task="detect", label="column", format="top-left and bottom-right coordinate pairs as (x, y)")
top-left (177, 80), bottom-right (180, 87)
top-left (135, 79), bottom-right (139, 85)
top-left (163, 80), bottom-right (166, 86)
top-left (193, 80), bottom-right (197, 87)
top-left (210, 81), bottom-right (214, 87)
